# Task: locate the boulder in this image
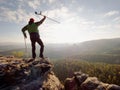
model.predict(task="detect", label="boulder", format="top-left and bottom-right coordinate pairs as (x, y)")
top-left (64, 71), bottom-right (120, 90)
top-left (107, 84), bottom-right (120, 90)
top-left (65, 77), bottom-right (77, 90)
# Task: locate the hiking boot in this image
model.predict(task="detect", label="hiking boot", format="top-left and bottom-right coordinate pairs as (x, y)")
top-left (39, 54), bottom-right (44, 59)
top-left (27, 58), bottom-right (35, 63)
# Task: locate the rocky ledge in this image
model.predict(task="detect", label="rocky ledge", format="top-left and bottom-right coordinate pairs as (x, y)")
top-left (0, 56), bottom-right (63, 90)
top-left (65, 71), bottom-right (120, 90)
top-left (1, 55), bottom-right (120, 90)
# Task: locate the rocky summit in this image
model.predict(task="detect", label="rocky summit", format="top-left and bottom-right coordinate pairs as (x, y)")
top-left (0, 56), bottom-right (63, 90)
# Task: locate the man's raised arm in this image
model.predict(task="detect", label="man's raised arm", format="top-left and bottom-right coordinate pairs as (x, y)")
top-left (35, 16), bottom-right (46, 26)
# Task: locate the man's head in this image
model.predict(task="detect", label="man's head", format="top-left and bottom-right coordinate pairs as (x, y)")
top-left (29, 18), bottom-right (34, 25)
top-left (30, 18), bottom-right (34, 22)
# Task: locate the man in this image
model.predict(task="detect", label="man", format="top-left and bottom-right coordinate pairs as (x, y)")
top-left (22, 16), bottom-right (46, 59)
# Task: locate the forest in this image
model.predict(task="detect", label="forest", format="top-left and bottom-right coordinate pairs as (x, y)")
top-left (52, 59), bottom-right (120, 85)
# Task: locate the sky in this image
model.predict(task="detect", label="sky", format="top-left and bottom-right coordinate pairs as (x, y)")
top-left (0, 0), bottom-right (120, 44)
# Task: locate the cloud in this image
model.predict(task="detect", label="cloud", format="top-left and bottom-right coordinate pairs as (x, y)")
top-left (104, 11), bottom-right (119, 17)
top-left (43, 6), bottom-right (95, 30)
top-left (0, 7), bottom-right (16, 22)
top-left (0, 6), bottom-right (38, 23)
top-left (44, 6), bottom-right (78, 23)
top-left (0, 0), bottom-right (61, 23)
top-left (95, 24), bottom-right (112, 31)
top-left (113, 16), bottom-right (120, 23)
top-left (27, 0), bottom-right (41, 9)
top-left (48, 0), bottom-right (55, 4)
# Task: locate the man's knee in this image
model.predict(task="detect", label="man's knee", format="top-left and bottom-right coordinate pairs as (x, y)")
top-left (32, 44), bottom-right (35, 48)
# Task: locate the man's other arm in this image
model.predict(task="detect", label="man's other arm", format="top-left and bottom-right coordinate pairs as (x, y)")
top-left (21, 25), bottom-right (27, 38)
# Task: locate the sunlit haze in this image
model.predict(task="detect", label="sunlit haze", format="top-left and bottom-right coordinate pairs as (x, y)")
top-left (0, 0), bottom-right (120, 44)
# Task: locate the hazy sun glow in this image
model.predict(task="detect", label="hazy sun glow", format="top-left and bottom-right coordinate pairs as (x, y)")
top-left (39, 18), bottom-right (90, 44)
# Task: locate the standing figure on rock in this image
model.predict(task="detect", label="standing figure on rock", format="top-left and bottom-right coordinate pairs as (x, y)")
top-left (22, 16), bottom-right (46, 59)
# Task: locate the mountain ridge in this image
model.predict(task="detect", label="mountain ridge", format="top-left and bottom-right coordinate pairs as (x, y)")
top-left (1, 38), bottom-right (120, 59)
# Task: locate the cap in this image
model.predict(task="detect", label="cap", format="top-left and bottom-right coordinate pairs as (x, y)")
top-left (29, 18), bottom-right (34, 22)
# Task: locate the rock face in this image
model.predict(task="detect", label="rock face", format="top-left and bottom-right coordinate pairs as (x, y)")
top-left (0, 56), bottom-right (63, 90)
top-left (65, 71), bottom-right (120, 90)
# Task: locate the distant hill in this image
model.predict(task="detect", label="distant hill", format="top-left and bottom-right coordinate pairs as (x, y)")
top-left (1, 38), bottom-right (120, 63)
top-left (70, 38), bottom-right (120, 64)
top-left (46, 38), bottom-right (120, 57)
top-left (46, 38), bottom-right (120, 59)
top-left (0, 43), bottom-right (25, 55)
top-left (76, 38), bottom-right (120, 54)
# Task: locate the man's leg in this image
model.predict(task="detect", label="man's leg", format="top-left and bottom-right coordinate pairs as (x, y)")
top-left (36, 38), bottom-right (44, 58)
top-left (31, 40), bottom-right (36, 59)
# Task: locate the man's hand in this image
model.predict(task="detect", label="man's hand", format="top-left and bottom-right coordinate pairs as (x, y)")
top-left (24, 33), bottom-right (27, 38)
top-left (24, 35), bottom-right (27, 39)
top-left (43, 15), bottom-right (46, 19)
top-left (35, 15), bottom-right (46, 26)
